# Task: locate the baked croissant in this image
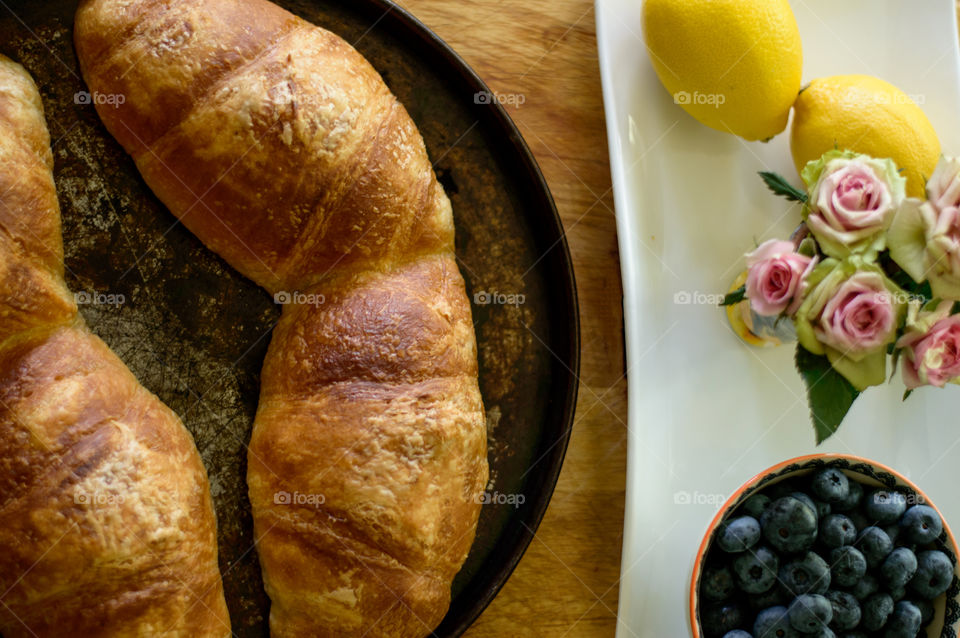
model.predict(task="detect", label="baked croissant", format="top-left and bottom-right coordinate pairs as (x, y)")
top-left (0, 57), bottom-right (230, 636)
top-left (74, 0), bottom-right (489, 636)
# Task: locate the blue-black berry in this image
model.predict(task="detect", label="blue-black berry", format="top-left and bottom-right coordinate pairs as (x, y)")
top-left (830, 546), bottom-right (867, 588)
top-left (882, 600), bottom-right (922, 637)
top-left (733, 546), bottom-right (779, 594)
top-left (863, 489), bottom-right (907, 525)
top-left (857, 527), bottom-right (894, 568)
top-left (824, 590), bottom-right (860, 631)
top-left (761, 496), bottom-right (818, 553)
top-left (819, 514), bottom-right (856, 548)
top-left (880, 547), bottom-right (918, 590)
top-left (778, 551), bottom-right (830, 595)
top-left (753, 606), bottom-right (798, 638)
top-left (909, 550), bottom-right (954, 599)
top-left (718, 516), bottom-right (762, 553)
top-left (788, 593), bottom-right (833, 633)
top-left (810, 468), bottom-right (850, 504)
top-left (702, 564), bottom-right (736, 601)
top-left (900, 505), bottom-right (943, 545)
top-left (860, 592), bottom-right (894, 632)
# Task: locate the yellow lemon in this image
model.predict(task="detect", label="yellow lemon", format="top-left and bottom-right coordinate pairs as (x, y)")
top-left (791, 75), bottom-right (940, 198)
top-left (642, 0), bottom-right (803, 141)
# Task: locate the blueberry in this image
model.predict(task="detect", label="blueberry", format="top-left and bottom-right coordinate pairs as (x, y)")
top-left (788, 593), bottom-right (833, 633)
top-left (733, 546), bottom-right (779, 594)
top-left (830, 546), bottom-right (867, 588)
top-left (825, 590), bottom-right (861, 631)
top-left (810, 628), bottom-right (836, 638)
top-left (909, 549), bottom-right (954, 599)
top-left (864, 489), bottom-right (907, 525)
top-left (857, 527), bottom-right (894, 568)
top-left (718, 516), bottom-right (762, 553)
top-left (833, 479), bottom-right (863, 512)
top-left (721, 632), bottom-right (753, 638)
top-left (702, 564), bottom-right (736, 601)
top-left (910, 598), bottom-right (934, 626)
top-left (900, 505), bottom-right (943, 545)
top-left (702, 601), bottom-right (744, 637)
top-left (882, 600), bottom-right (922, 637)
top-left (820, 514), bottom-right (857, 548)
top-left (888, 584), bottom-right (906, 602)
top-left (779, 551), bottom-right (830, 595)
top-left (838, 633), bottom-right (867, 638)
top-left (742, 493), bottom-right (771, 520)
top-left (881, 547), bottom-right (918, 590)
top-left (761, 496), bottom-right (818, 553)
top-left (861, 592), bottom-right (894, 631)
top-left (847, 572), bottom-right (879, 601)
top-left (811, 468), bottom-right (850, 504)
top-left (754, 606), bottom-right (799, 638)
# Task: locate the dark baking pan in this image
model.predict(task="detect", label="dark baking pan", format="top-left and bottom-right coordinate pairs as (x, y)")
top-left (0, 0), bottom-right (580, 635)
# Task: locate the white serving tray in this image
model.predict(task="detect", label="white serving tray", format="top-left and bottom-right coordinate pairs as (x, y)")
top-left (596, 0), bottom-right (960, 635)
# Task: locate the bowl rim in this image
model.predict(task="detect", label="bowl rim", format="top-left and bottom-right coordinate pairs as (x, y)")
top-left (688, 452), bottom-right (960, 638)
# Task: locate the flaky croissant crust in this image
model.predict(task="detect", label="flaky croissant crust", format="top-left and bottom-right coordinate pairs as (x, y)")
top-left (0, 56), bottom-right (230, 638)
top-left (75, 0), bottom-right (489, 636)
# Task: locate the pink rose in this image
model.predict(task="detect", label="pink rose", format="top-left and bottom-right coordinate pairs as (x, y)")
top-left (803, 153), bottom-right (904, 258)
top-left (813, 272), bottom-right (897, 355)
top-left (896, 303), bottom-right (960, 389)
top-left (745, 239), bottom-right (817, 316)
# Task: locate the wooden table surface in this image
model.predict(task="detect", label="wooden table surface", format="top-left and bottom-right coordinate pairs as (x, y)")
top-left (396, 2), bottom-right (627, 636)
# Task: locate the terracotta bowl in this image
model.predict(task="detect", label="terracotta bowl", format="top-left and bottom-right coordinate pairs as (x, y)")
top-left (690, 454), bottom-right (960, 638)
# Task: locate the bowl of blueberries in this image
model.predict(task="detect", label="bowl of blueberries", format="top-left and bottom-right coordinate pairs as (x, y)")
top-left (691, 454), bottom-right (960, 638)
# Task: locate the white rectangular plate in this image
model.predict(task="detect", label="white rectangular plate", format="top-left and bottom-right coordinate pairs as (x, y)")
top-left (596, 0), bottom-right (960, 635)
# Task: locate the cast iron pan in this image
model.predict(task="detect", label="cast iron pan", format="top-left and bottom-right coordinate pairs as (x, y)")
top-left (0, 0), bottom-right (580, 635)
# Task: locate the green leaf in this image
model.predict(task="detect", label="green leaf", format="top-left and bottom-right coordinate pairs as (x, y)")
top-left (796, 345), bottom-right (861, 444)
top-left (759, 171), bottom-right (808, 203)
top-left (903, 389), bottom-right (914, 401)
top-left (952, 301), bottom-right (960, 315)
top-left (720, 285), bottom-right (746, 307)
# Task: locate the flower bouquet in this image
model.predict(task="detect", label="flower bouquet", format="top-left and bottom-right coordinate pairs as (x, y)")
top-left (724, 150), bottom-right (960, 443)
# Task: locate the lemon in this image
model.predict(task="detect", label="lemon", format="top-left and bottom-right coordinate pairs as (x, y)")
top-left (642, 0), bottom-right (803, 141)
top-left (791, 75), bottom-right (940, 198)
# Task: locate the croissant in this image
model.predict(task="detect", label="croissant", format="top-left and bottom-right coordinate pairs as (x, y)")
top-left (75, 0), bottom-right (489, 636)
top-left (0, 57), bottom-right (230, 637)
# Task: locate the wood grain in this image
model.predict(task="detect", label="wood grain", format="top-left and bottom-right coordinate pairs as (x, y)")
top-left (395, 2), bottom-right (627, 636)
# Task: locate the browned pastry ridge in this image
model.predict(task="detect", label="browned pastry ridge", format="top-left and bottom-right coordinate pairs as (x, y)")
top-left (74, 0), bottom-right (489, 636)
top-left (0, 57), bottom-right (230, 637)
